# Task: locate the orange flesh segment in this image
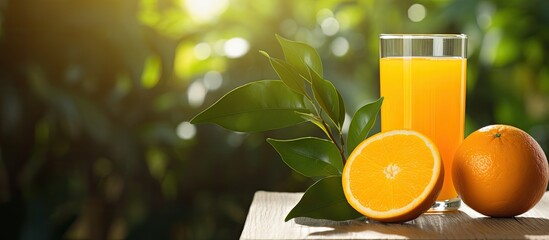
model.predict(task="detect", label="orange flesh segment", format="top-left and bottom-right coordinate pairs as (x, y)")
top-left (343, 130), bottom-right (441, 219)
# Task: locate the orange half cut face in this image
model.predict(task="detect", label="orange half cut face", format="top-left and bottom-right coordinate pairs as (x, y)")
top-left (342, 129), bottom-right (444, 223)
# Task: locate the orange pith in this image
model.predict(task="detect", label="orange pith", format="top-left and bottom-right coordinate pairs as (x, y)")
top-left (342, 130), bottom-right (444, 223)
top-left (453, 124), bottom-right (549, 217)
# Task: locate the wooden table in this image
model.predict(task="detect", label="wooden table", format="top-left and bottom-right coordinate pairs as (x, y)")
top-left (240, 191), bottom-right (549, 239)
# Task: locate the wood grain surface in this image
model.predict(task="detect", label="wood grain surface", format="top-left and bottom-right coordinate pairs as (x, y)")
top-left (240, 191), bottom-right (549, 239)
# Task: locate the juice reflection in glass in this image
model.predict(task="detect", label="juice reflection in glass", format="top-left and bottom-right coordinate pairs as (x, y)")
top-left (379, 34), bottom-right (467, 211)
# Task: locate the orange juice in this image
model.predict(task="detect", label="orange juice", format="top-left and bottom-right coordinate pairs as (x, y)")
top-left (380, 57), bottom-right (466, 200)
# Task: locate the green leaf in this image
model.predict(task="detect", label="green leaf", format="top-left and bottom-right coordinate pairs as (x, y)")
top-left (285, 176), bottom-right (362, 221)
top-left (295, 111), bottom-right (330, 137)
top-left (309, 66), bottom-right (345, 127)
top-left (267, 137), bottom-right (342, 177)
top-left (191, 80), bottom-right (309, 132)
top-left (346, 97), bottom-right (383, 155)
top-left (276, 34), bottom-right (323, 79)
top-left (260, 51), bottom-right (307, 95)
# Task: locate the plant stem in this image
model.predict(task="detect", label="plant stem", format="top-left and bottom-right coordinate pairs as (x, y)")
top-left (306, 95), bottom-right (346, 165)
top-left (320, 120), bottom-right (345, 164)
top-left (339, 132), bottom-right (346, 164)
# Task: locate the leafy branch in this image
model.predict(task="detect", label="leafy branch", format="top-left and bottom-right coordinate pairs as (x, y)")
top-left (191, 35), bottom-right (383, 221)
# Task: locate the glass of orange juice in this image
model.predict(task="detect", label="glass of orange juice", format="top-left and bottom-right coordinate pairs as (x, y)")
top-left (379, 34), bottom-right (467, 211)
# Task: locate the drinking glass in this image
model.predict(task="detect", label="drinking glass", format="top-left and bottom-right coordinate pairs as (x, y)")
top-left (379, 34), bottom-right (467, 211)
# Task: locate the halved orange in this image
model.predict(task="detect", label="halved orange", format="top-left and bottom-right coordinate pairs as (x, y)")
top-left (342, 130), bottom-right (444, 222)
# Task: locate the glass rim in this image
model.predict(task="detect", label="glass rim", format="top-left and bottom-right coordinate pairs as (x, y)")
top-left (380, 34), bottom-right (467, 40)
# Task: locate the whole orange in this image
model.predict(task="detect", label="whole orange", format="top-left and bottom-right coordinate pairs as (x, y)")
top-left (452, 124), bottom-right (549, 217)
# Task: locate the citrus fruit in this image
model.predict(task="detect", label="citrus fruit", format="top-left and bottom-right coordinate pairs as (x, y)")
top-left (342, 130), bottom-right (444, 222)
top-left (452, 124), bottom-right (549, 217)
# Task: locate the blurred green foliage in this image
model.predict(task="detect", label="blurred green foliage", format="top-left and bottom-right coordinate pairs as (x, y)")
top-left (0, 0), bottom-right (548, 239)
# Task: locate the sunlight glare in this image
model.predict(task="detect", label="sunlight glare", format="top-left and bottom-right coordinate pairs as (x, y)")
top-left (184, 0), bottom-right (229, 23)
top-left (342, 113), bottom-right (351, 135)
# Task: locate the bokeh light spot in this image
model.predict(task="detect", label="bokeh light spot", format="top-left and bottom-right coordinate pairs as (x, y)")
top-left (188, 80), bottom-right (207, 107)
top-left (176, 121), bottom-right (196, 140)
top-left (408, 4), bottom-right (426, 22)
top-left (476, 1), bottom-right (495, 29)
top-left (480, 28), bottom-right (502, 66)
top-left (227, 132), bottom-right (244, 147)
top-left (203, 71), bottom-right (223, 90)
top-left (331, 37), bottom-right (349, 57)
top-left (224, 37), bottom-right (250, 58)
top-left (320, 17), bottom-right (340, 36)
top-left (193, 42), bottom-right (211, 60)
top-left (316, 8), bottom-right (334, 24)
